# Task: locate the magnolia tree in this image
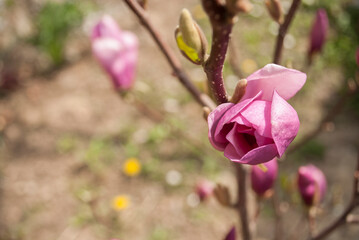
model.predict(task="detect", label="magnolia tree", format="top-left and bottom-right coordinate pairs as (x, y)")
top-left (91, 0), bottom-right (359, 239)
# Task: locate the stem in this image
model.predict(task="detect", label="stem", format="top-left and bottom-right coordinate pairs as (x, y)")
top-left (123, 0), bottom-right (216, 110)
top-left (234, 163), bottom-right (252, 240)
top-left (310, 152), bottom-right (359, 240)
top-left (201, 0), bottom-right (234, 104)
top-left (273, 0), bottom-right (301, 64)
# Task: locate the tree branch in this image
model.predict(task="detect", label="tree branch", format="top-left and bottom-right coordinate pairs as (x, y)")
top-left (201, 0), bottom-right (234, 104)
top-left (234, 163), bottom-right (252, 240)
top-left (273, 0), bottom-right (301, 64)
top-left (123, 0), bottom-right (216, 110)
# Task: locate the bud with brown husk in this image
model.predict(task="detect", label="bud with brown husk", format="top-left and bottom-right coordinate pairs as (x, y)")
top-left (175, 9), bottom-right (208, 65)
top-left (265, 0), bottom-right (284, 24)
top-left (230, 78), bottom-right (247, 103)
top-left (214, 183), bottom-right (232, 207)
top-left (225, 0), bottom-right (253, 14)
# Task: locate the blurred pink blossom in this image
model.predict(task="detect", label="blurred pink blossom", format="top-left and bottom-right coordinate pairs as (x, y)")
top-left (224, 226), bottom-right (236, 240)
top-left (208, 64), bottom-right (306, 165)
top-left (250, 158), bottom-right (278, 196)
top-left (91, 15), bottom-right (138, 90)
top-left (297, 164), bottom-right (327, 206)
top-left (308, 9), bottom-right (329, 58)
top-left (195, 180), bottom-right (214, 201)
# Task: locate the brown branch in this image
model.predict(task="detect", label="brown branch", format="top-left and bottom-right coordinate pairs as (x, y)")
top-left (123, 0), bottom-right (216, 110)
top-left (273, 0), bottom-right (301, 64)
top-left (309, 151), bottom-right (359, 240)
top-left (201, 0), bottom-right (234, 104)
top-left (234, 163), bottom-right (252, 240)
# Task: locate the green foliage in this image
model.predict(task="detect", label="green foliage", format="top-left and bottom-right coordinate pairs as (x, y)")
top-left (294, 139), bottom-right (325, 160)
top-left (150, 226), bottom-right (171, 240)
top-left (32, 1), bottom-right (85, 65)
top-left (83, 138), bottom-right (115, 173)
top-left (56, 134), bottom-right (78, 153)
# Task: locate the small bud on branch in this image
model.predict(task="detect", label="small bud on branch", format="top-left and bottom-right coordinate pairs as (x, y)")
top-left (265, 0), bottom-right (284, 24)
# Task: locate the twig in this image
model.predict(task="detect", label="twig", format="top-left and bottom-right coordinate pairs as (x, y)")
top-left (123, 0), bottom-right (216, 110)
top-left (309, 151), bottom-right (359, 240)
top-left (201, 0), bottom-right (234, 104)
top-left (287, 83), bottom-right (358, 154)
top-left (234, 163), bottom-right (252, 240)
top-left (273, 0), bottom-right (301, 64)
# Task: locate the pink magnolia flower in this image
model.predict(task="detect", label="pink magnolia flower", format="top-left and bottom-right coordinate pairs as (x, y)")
top-left (297, 164), bottom-right (327, 206)
top-left (91, 15), bottom-right (138, 90)
top-left (195, 180), bottom-right (214, 201)
top-left (308, 9), bottom-right (329, 58)
top-left (208, 64), bottom-right (306, 165)
top-left (251, 158), bottom-right (278, 196)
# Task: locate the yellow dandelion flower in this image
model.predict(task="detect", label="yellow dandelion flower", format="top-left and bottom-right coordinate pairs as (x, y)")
top-left (123, 157), bottom-right (141, 177)
top-left (112, 195), bottom-right (130, 211)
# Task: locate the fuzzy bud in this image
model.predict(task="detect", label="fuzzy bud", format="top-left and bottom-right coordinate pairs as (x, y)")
top-left (225, 0), bottom-right (253, 14)
top-left (230, 79), bottom-right (247, 104)
top-left (265, 0), bottom-right (284, 24)
top-left (175, 9), bottom-right (208, 64)
top-left (297, 164), bottom-right (327, 206)
top-left (214, 183), bottom-right (232, 207)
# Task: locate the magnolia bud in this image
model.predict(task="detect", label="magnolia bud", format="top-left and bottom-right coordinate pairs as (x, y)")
top-left (308, 9), bottom-right (329, 61)
top-left (250, 158), bottom-right (278, 197)
top-left (265, 0), bottom-right (284, 24)
top-left (224, 226), bottom-right (236, 240)
top-left (225, 0), bottom-right (253, 14)
top-left (195, 180), bottom-right (214, 201)
top-left (175, 9), bottom-right (208, 64)
top-left (230, 79), bottom-right (247, 103)
top-left (297, 164), bottom-right (327, 206)
top-left (214, 183), bottom-right (232, 207)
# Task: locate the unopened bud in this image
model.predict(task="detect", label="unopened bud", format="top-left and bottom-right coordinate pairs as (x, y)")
top-left (203, 107), bottom-right (211, 121)
top-left (195, 180), bottom-right (214, 201)
top-left (297, 164), bottom-right (327, 207)
top-left (224, 226), bottom-right (236, 240)
top-left (265, 0), bottom-right (284, 24)
top-left (250, 158), bottom-right (278, 197)
top-left (230, 79), bottom-right (247, 103)
top-left (226, 0), bottom-right (253, 14)
top-left (175, 9), bottom-right (208, 65)
top-left (214, 183), bottom-right (232, 207)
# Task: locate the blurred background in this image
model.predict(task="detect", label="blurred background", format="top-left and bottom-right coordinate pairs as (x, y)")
top-left (0, 0), bottom-right (359, 239)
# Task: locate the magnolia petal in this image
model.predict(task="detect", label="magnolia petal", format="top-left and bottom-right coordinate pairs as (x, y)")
top-left (208, 103), bottom-right (233, 151)
top-left (271, 91), bottom-right (299, 156)
top-left (226, 143), bottom-right (278, 165)
top-left (92, 38), bottom-right (123, 67)
top-left (241, 64), bottom-right (306, 101)
top-left (92, 15), bottom-right (122, 40)
top-left (240, 100), bottom-right (272, 138)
